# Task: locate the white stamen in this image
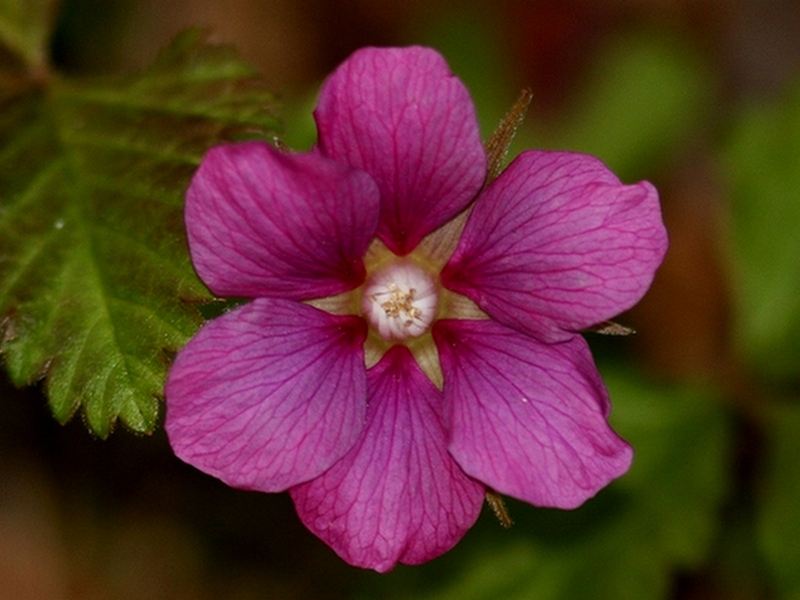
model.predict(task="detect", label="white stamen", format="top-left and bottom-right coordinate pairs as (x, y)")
top-left (362, 262), bottom-right (438, 340)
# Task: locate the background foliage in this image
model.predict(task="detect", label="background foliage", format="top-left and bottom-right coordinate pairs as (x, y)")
top-left (1, 1), bottom-right (798, 599)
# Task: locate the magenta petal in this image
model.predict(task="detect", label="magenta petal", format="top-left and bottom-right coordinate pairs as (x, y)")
top-left (165, 299), bottom-right (367, 492)
top-left (434, 319), bottom-right (632, 509)
top-left (186, 142), bottom-right (380, 299)
top-left (315, 46), bottom-right (487, 255)
top-left (442, 151), bottom-right (668, 342)
top-left (290, 345), bottom-right (485, 572)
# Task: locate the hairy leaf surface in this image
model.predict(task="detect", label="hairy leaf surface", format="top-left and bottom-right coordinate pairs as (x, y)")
top-left (0, 29), bottom-right (280, 436)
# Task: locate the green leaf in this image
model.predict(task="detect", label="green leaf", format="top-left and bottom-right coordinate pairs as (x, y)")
top-left (0, 0), bottom-right (58, 75)
top-left (757, 402), bottom-right (800, 598)
top-left (721, 82), bottom-right (800, 380)
top-left (0, 29), bottom-right (280, 437)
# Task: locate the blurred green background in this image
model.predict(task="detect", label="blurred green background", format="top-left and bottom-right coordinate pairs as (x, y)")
top-left (2, 0), bottom-right (800, 598)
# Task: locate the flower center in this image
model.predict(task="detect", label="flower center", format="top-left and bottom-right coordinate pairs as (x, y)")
top-left (362, 261), bottom-right (438, 340)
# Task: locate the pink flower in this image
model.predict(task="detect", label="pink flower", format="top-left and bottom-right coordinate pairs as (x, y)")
top-left (165, 46), bottom-right (668, 572)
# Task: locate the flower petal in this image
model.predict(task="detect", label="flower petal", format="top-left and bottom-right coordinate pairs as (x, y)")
top-left (315, 46), bottom-right (487, 255)
top-left (186, 142), bottom-right (379, 300)
top-left (442, 151), bottom-right (668, 342)
top-left (290, 345), bottom-right (485, 572)
top-left (165, 299), bottom-right (367, 492)
top-left (434, 318), bottom-right (632, 509)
